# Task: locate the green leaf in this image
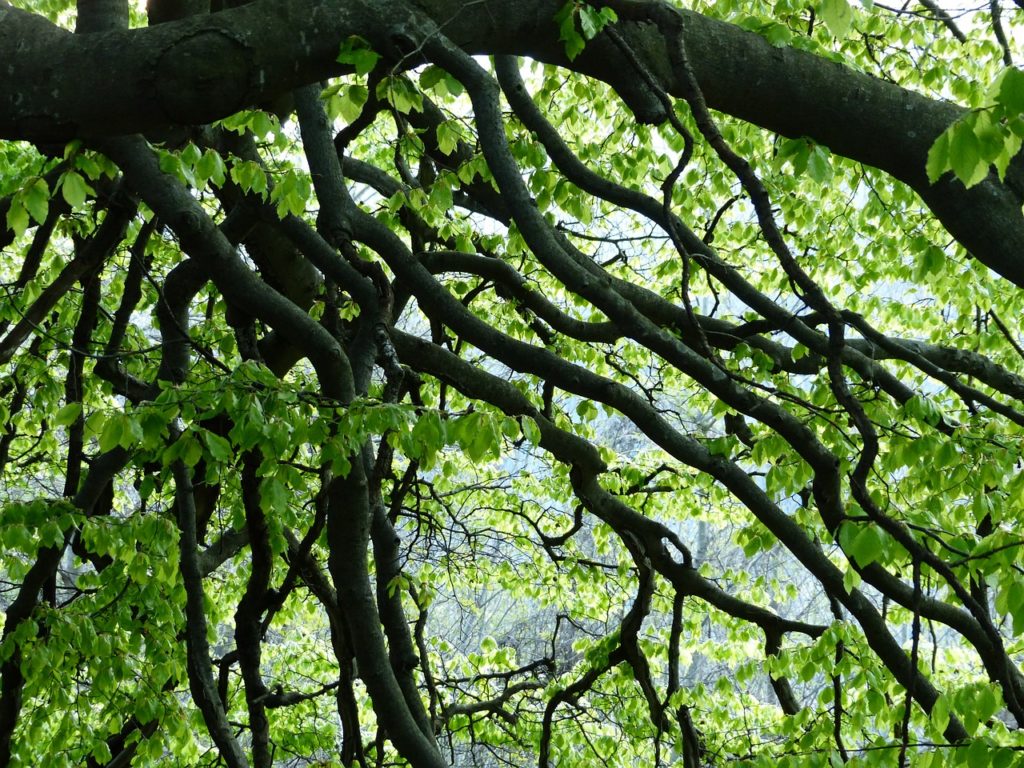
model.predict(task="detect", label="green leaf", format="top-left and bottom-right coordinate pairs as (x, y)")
top-left (555, 2), bottom-right (586, 61)
top-left (5, 196), bottom-right (28, 237)
top-left (376, 77), bottom-right (423, 114)
top-left (271, 171), bottom-right (311, 219)
top-left (40, 520), bottom-right (65, 548)
top-left (436, 121), bottom-right (461, 156)
top-left (452, 411), bottom-right (502, 463)
top-left (60, 170), bottom-right (92, 208)
top-left (993, 128), bottom-right (1022, 180)
top-left (521, 416), bottom-right (543, 445)
top-left (203, 431), bottom-right (233, 463)
top-left (974, 685), bottom-right (1000, 723)
top-left (842, 567), bottom-right (861, 593)
top-left (414, 415), bottom-right (442, 448)
top-left (926, 127), bottom-right (951, 183)
top-left (972, 111), bottom-right (1004, 162)
top-left (966, 739), bottom-right (989, 768)
top-left (777, 137), bottom-right (811, 175)
top-left (259, 475), bottom-right (289, 514)
top-left (1005, 579), bottom-right (1024, 635)
top-left (196, 149), bottom-right (226, 186)
top-left (575, 399), bottom-right (598, 421)
top-left (90, 740), bottom-right (113, 764)
top-left (138, 475), bottom-right (156, 501)
top-left (948, 122), bottom-right (988, 187)
top-left (762, 22), bottom-right (793, 47)
top-left (916, 244), bottom-right (946, 280)
top-left (2, 525), bottom-right (33, 552)
top-left (931, 694), bottom-right (950, 735)
top-left (54, 402), bottom-right (83, 427)
top-left (98, 415), bottom-right (125, 453)
top-left (181, 434), bottom-right (203, 467)
top-left (337, 37), bottom-right (381, 76)
top-left (995, 67), bottom-right (1024, 114)
top-left (251, 110), bottom-right (275, 139)
top-left (428, 180), bottom-right (453, 213)
top-left (819, 0), bottom-right (853, 37)
top-left (847, 524), bottom-right (883, 566)
top-left (23, 177), bottom-right (49, 224)
top-left (230, 160), bottom-right (268, 198)
top-left (806, 145), bottom-right (833, 184)
top-left (579, 5), bottom-right (616, 40)
top-left (442, 73), bottom-right (464, 97)
top-left (420, 65), bottom-right (447, 91)
top-left (180, 142), bottom-right (202, 167)
top-left (903, 394), bottom-right (942, 426)
top-left (328, 83), bottom-right (369, 124)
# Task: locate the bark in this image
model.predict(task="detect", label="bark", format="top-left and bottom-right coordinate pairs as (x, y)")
top-left (232, 455), bottom-right (273, 768)
top-left (173, 460), bottom-right (251, 768)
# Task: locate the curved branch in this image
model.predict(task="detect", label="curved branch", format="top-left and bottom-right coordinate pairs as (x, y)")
top-left (1, 0), bottom-right (1020, 286)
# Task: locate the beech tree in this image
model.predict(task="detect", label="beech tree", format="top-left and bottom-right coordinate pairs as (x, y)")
top-left (1, 0), bottom-right (1023, 765)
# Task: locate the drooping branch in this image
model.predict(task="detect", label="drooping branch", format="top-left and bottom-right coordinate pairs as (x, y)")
top-left (0, 188), bottom-right (135, 366)
top-left (377, 34), bottom-right (971, 716)
top-left (105, 130), bottom-right (447, 767)
top-left (352, 106), bottom-right (1011, 709)
top-left (173, 459), bottom-right (251, 768)
top-left (232, 454), bottom-right (274, 768)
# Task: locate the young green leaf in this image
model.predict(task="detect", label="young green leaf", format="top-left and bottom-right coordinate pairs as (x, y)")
top-left (203, 431), bottom-right (233, 463)
top-left (436, 121), bottom-right (461, 156)
top-left (949, 122), bottom-right (987, 187)
top-left (5, 196), bottom-right (28, 237)
top-left (337, 37), bottom-right (381, 76)
top-left (54, 402), bottom-right (83, 427)
top-left (196, 149), bottom-right (226, 186)
top-left (555, 2), bottom-right (586, 61)
top-left (926, 127), bottom-right (951, 183)
top-left (819, 0), bottom-right (853, 37)
top-left (806, 145), bottom-right (833, 184)
top-left (995, 66), bottom-right (1024, 114)
top-left (23, 177), bottom-right (49, 224)
top-left (60, 170), bottom-right (92, 208)
top-left (578, 5), bottom-right (616, 40)
top-left (847, 524), bottom-right (884, 567)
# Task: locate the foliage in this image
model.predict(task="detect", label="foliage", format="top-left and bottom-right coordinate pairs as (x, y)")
top-left (0, 0), bottom-right (1023, 767)
top-left (927, 66), bottom-right (1024, 186)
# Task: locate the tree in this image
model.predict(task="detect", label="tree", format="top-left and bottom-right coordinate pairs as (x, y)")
top-left (0, 0), bottom-right (1022, 764)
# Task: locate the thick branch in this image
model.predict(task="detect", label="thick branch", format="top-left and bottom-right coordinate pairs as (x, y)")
top-left (1, 0), bottom-right (1021, 284)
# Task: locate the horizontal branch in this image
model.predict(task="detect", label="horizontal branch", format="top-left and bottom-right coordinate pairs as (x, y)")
top-left (0, 0), bottom-right (1021, 285)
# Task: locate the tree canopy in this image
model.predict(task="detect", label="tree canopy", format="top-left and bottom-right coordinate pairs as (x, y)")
top-left (1, 0), bottom-right (1024, 765)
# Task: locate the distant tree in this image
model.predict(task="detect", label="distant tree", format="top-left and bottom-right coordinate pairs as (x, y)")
top-left (0, 0), bottom-right (1023, 766)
